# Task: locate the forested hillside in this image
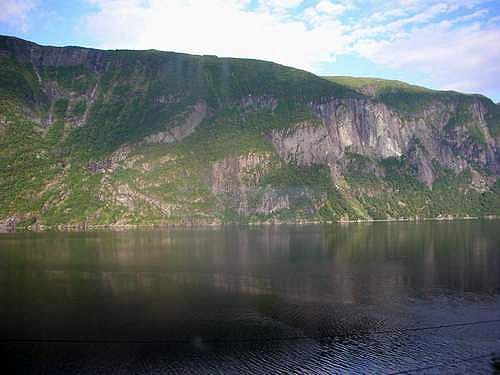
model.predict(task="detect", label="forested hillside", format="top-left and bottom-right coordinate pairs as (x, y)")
top-left (0, 36), bottom-right (498, 228)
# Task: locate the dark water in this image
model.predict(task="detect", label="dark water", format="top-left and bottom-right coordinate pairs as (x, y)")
top-left (1, 221), bottom-right (499, 374)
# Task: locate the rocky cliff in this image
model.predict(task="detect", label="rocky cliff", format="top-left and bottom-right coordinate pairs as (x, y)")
top-left (0, 36), bottom-right (498, 227)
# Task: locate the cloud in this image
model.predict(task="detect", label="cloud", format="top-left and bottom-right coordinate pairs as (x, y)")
top-left (0, 0), bottom-right (38, 32)
top-left (315, 1), bottom-right (350, 15)
top-left (260, 0), bottom-right (304, 9)
top-left (302, 1), bottom-right (353, 26)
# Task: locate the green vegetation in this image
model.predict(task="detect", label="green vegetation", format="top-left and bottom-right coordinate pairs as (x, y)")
top-left (324, 76), bottom-right (434, 93)
top-left (260, 163), bottom-right (331, 188)
top-left (42, 64), bottom-right (96, 93)
top-left (71, 99), bottom-right (87, 116)
top-left (485, 100), bottom-right (500, 137)
top-left (0, 102), bottom-right (63, 219)
top-left (0, 57), bottom-right (42, 105)
top-left (53, 98), bottom-right (69, 119)
top-left (339, 154), bottom-right (494, 219)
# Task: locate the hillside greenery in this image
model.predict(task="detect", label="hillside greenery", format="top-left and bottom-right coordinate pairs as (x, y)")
top-left (0, 36), bottom-right (498, 227)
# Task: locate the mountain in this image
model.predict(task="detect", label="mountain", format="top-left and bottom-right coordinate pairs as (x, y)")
top-left (0, 35), bottom-right (498, 228)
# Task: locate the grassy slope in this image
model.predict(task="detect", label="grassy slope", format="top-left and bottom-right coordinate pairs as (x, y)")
top-left (0, 37), bottom-right (498, 226)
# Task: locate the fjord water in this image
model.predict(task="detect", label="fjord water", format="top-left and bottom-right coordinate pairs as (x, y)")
top-left (1, 221), bottom-right (499, 374)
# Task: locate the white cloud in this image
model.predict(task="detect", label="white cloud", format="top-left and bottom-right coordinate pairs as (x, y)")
top-left (315, 1), bottom-right (349, 15)
top-left (455, 9), bottom-right (488, 22)
top-left (0, 0), bottom-right (38, 32)
top-left (368, 9), bottom-right (409, 23)
top-left (260, 0), bottom-right (303, 9)
top-left (302, 1), bottom-right (352, 27)
top-left (387, 3), bottom-right (450, 28)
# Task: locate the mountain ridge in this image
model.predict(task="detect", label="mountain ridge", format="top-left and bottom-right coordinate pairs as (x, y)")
top-left (324, 76), bottom-right (492, 100)
top-left (0, 35), bottom-right (498, 228)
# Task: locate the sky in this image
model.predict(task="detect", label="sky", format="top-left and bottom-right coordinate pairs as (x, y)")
top-left (1, 0), bottom-right (499, 102)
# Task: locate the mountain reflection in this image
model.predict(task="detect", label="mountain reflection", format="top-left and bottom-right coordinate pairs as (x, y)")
top-left (0, 221), bottom-right (499, 341)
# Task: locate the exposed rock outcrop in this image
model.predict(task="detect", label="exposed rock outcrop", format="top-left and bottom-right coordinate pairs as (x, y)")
top-left (1, 36), bottom-right (107, 72)
top-left (210, 152), bottom-right (327, 218)
top-left (271, 121), bottom-right (333, 165)
top-left (211, 152), bottom-right (274, 215)
top-left (268, 97), bottom-right (498, 187)
top-left (114, 184), bottom-right (178, 216)
top-left (240, 95), bottom-right (278, 111)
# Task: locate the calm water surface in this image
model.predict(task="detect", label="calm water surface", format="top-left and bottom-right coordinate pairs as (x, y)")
top-left (1, 221), bottom-right (499, 374)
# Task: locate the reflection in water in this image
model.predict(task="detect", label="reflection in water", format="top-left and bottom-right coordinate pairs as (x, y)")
top-left (0, 221), bottom-right (499, 373)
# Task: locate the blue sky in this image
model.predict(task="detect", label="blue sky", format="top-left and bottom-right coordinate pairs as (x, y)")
top-left (1, 0), bottom-right (499, 101)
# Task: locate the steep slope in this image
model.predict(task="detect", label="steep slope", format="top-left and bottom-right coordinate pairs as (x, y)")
top-left (0, 36), bottom-right (498, 228)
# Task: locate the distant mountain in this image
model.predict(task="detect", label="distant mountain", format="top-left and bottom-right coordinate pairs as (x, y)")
top-left (0, 35), bottom-right (498, 228)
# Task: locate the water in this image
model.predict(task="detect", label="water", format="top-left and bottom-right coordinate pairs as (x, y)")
top-left (1, 221), bottom-right (499, 374)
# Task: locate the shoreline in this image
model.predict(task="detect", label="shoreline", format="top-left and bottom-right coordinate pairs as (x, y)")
top-left (1, 215), bottom-right (497, 233)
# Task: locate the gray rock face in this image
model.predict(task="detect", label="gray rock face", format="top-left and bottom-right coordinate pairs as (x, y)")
top-left (1, 36), bottom-right (107, 72)
top-left (210, 152), bottom-right (326, 217)
top-left (272, 98), bottom-right (413, 168)
top-left (271, 121), bottom-right (333, 165)
top-left (240, 95), bottom-right (278, 111)
top-left (211, 152), bottom-right (274, 215)
top-left (270, 97), bottom-right (499, 186)
top-left (114, 184), bottom-right (177, 216)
